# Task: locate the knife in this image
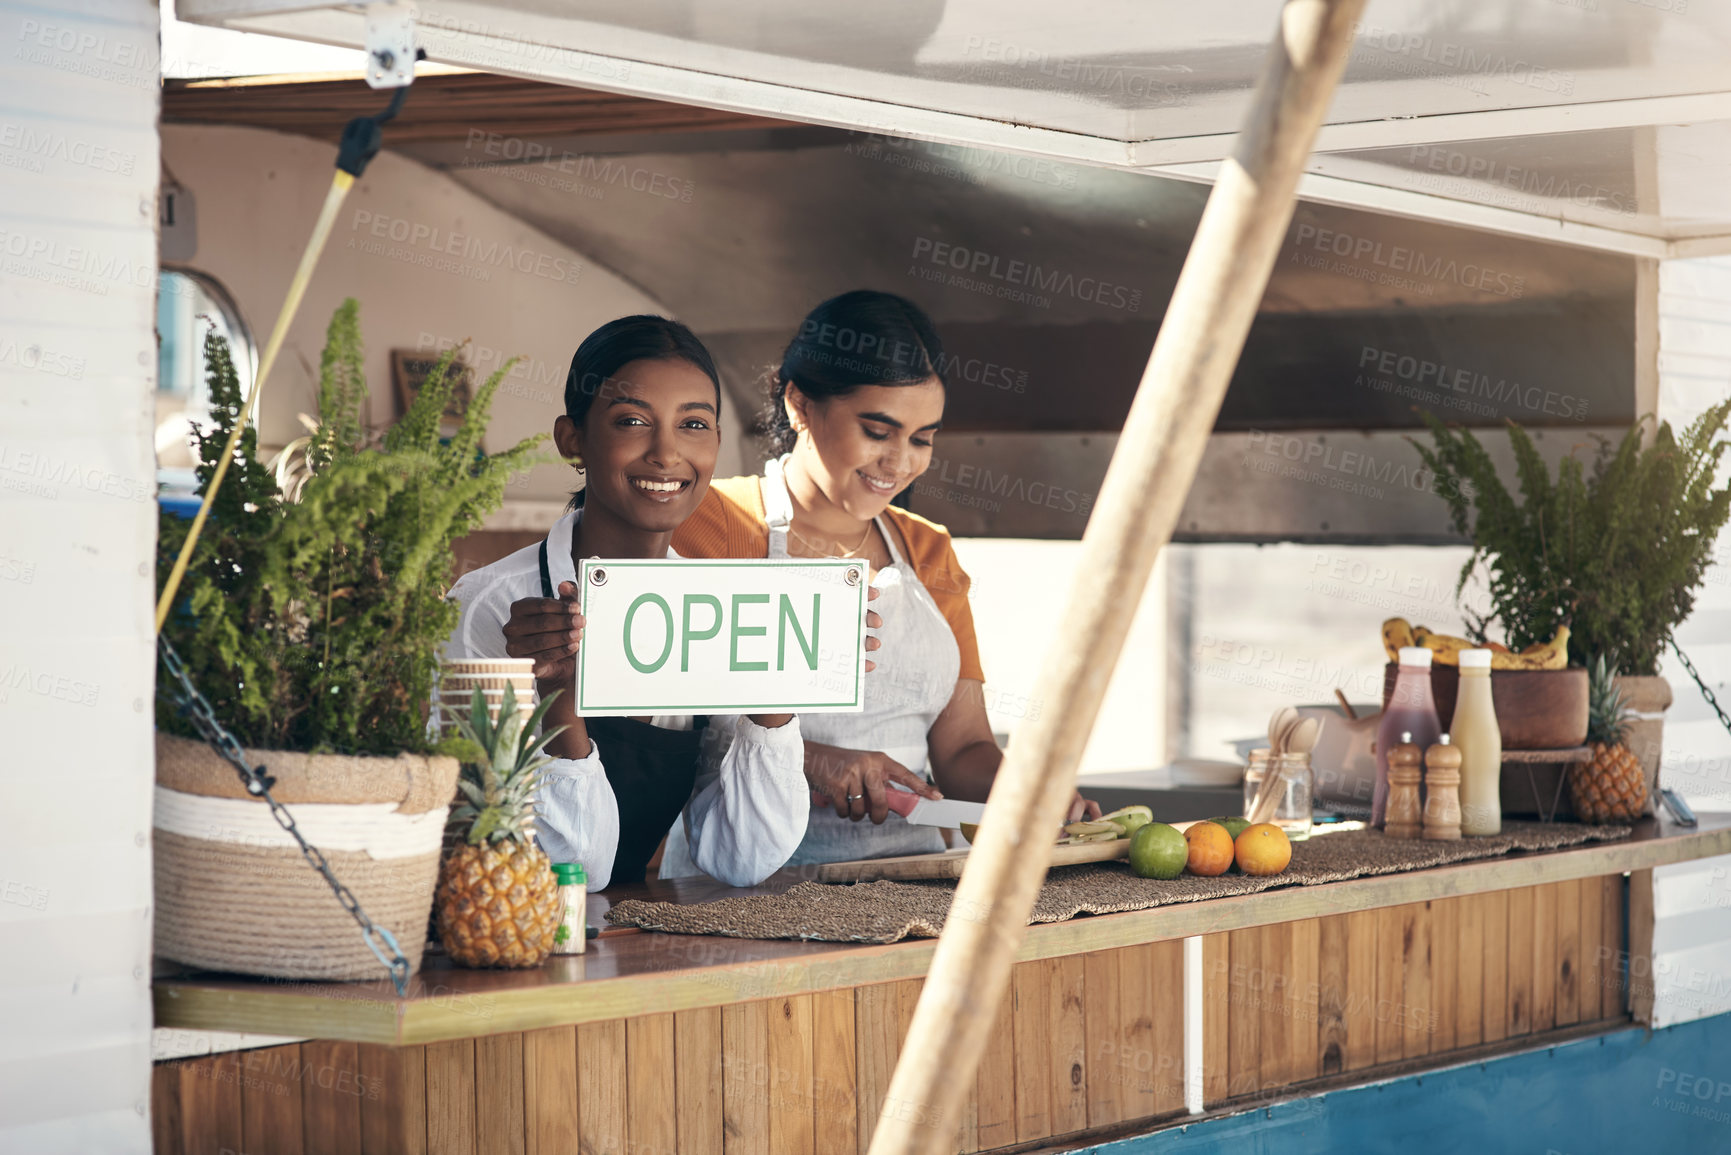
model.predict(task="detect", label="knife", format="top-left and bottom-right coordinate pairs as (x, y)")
top-left (808, 788), bottom-right (987, 828)
top-left (885, 787), bottom-right (986, 828)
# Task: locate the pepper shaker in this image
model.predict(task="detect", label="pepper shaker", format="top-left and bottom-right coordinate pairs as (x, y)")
top-left (1423, 736), bottom-right (1463, 842)
top-left (1384, 732), bottom-right (1424, 840)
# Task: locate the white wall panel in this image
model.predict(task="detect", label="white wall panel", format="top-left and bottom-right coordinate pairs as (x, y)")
top-left (0, 979), bottom-right (155, 1064)
top-left (0, 1111), bottom-right (154, 1155)
top-left (1651, 854), bottom-right (1731, 1027)
top-left (0, 0), bottom-right (158, 1150)
top-left (1648, 255), bottom-right (1731, 1029)
top-left (0, 1043), bottom-right (151, 1133)
top-left (0, 503), bottom-right (154, 623)
top-left (0, 913), bottom-right (151, 988)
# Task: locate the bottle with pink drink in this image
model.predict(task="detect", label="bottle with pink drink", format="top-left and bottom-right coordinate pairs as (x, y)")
top-left (1374, 647), bottom-right (1442, 827)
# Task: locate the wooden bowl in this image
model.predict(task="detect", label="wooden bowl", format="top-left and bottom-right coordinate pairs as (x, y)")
top-left (1382, 663), bottom-right (1588, 750)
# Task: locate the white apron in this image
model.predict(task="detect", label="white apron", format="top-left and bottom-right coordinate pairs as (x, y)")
top-left (660, 456), bottom-right (962, 876)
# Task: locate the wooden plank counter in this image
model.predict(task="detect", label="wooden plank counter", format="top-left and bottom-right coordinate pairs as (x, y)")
top-left (151, 815), bottom-right (1731, 1155)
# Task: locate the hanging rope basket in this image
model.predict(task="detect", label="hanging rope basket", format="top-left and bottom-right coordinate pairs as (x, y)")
top-left (153, 733), bottom-right (459, 981)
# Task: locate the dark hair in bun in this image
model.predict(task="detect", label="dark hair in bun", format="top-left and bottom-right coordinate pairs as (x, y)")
top-left (764, 291), bottom-right (945, 455)
top-left (564, 315), bottom-right (720, 508)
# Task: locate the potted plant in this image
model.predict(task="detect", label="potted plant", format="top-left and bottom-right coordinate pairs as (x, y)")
top-left (1412, 404), bottom-right (1731, 811)
top-left (154, 299), bottom-right (545, 980)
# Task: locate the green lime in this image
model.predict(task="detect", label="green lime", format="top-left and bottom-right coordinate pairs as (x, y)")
top-left (1207, 816), bottom-right (1250, 841)
top-left (1129, 822), bottom-right (1188, 880)
top-left (1102, 805), bottom-right (1154, 837)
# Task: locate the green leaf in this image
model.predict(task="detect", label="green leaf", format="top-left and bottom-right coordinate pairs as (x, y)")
top-left (433, 735), bottom-right (486, 764)
top-left (468, 809), bottom-right (503, 845)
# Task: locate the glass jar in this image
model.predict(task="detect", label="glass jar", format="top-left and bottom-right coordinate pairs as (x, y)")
top-left (1240, 748), bottom-right (1272, 819)
top-left (1243, 752), bottom-right (1314, 842)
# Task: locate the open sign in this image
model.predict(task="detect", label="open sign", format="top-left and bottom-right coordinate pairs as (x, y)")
top-left (575, 558), bottom-right (867, 715)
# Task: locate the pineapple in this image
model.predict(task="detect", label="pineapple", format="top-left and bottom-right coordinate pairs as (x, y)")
top-left (1570, 655), bottom-right (1650, 822)
top-left (434, 685), bottom-right (567, 968)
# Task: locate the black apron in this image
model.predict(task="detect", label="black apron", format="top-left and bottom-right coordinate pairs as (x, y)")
top-left (540, 540), bottom-right (704, 885)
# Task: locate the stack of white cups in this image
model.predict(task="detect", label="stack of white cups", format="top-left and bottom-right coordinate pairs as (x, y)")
top-left (437, 658), bottom-right (538, 731)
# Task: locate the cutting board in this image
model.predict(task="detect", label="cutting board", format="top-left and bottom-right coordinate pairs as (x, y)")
top-left (812, 837), bottom-right (1130, 883)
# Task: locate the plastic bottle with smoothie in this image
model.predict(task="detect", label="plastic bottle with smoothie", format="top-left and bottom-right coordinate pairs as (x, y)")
top-left (1451, 648), bottom-right (1503, 835)
top-left (1374, 647), bottom-right (1442, 827)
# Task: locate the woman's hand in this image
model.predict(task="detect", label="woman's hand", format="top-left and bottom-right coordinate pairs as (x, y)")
top-left (925, 680), bottom-right (1102, 826)
top-left (502, 580), bottom-right (585, 686)
top-left (805, 742), bottom-right (941, 825)
top-left (1066, 793), bottom-right (1103, 823)
top-left (503, 584), bottom-right (873, 679)
top-left (501, 581), bottom-right (592, 760)
top-left (864, 585), bottom-right (881, 673)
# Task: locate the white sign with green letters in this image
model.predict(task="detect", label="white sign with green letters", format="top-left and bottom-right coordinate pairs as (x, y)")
top-left (575, 558), bottom-right (867, 715)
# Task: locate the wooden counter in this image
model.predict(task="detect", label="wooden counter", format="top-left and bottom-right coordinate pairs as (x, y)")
top-left (150, 815), bottom-right (1730, 1155)
top-left (155, 815), bottom-right (1726, 1045)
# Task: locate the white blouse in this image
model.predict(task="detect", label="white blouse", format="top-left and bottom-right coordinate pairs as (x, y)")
top-left (443, 510), bottom-right (808, 890)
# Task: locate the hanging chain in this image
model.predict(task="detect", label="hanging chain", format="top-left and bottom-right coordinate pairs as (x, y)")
top-left (156, 635), bottom-right (411, 997)
top-left (1672, 637), bottom-right (1731, 739)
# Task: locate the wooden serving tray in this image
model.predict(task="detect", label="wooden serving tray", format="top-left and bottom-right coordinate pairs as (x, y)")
top-left (813, 837), bottom-right (1131, 882)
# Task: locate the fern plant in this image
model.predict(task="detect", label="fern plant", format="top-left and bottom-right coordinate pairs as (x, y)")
top-left (157, 299), bottom-right (548, 754)
top-left (1412, 404), bottom-right (1731, 675)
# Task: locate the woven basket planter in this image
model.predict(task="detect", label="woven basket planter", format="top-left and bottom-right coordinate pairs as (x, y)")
top-left (153, 733), bottom-right (460, 982)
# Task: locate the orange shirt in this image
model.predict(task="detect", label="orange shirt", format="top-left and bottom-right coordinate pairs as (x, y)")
top-left (673, 475), bottom-right (986, 684)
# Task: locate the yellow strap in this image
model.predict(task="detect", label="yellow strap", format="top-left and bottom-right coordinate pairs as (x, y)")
top-left (154, 169), bottom-right (356, 633)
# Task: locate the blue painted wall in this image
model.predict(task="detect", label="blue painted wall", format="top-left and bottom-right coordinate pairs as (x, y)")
top-left (1083, 1014), bottom-right (1731, 1155)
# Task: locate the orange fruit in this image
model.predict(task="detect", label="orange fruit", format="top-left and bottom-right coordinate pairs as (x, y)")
top-left (1183, 821), bottom-right (1234, 877)
top-left (1235, 823), bottom-right (1292, 876)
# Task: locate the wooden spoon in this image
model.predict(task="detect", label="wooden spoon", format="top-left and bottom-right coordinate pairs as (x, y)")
top-left (1252, 708), bottom-right (1299, 820)
top-left (1267, 706), bottom-right (1299, 755)
top-left (1251, 713), bottom-right (1320, 825)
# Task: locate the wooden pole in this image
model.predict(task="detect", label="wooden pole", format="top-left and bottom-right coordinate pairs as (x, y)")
top-left (865, 2), bottom-right (1368, 1151)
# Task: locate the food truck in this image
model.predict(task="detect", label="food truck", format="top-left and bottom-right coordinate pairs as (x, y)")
top-left (6, 1), bottom-right (1731, 1152)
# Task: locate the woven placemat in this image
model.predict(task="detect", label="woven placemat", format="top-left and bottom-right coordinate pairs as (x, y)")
top-left (607, 821), bottom-right (1631, 944)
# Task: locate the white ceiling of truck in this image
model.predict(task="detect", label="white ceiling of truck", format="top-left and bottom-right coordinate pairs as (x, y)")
top-left (179, 0), bottom-right (1731, 255)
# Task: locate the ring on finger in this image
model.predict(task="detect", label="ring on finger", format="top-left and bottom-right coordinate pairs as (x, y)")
top-left (846, 793), bottom-right (865, 801)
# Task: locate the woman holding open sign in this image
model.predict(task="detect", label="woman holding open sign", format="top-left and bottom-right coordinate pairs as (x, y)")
top-left (668, 291), bottom-right (1099, 870)
top-left (444, 316), bottom-right (877, 891)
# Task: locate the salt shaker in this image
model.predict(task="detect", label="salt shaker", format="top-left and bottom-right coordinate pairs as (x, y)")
top-left (1423, 736), bottom-right (1463, 842)
top-left (1384, 732), bottom-right (1424, 840)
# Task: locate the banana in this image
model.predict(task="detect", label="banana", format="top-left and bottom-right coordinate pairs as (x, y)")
top-left (1383, 617), bottom-right (1569, 670)
top-left (1414, 626), bottom-right (1475, 666)
top-left (1382, 618), bottom-right (1416, 661)
top-left (1491, 625), bottom-right (1570, 671)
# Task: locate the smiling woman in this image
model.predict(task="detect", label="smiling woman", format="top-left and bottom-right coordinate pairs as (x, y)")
top-left (669, 291), bottom-right (1100, 872)
top-left (442, 315), bottom-right (814, 894)
top-left (557, 319), bottom-right (721, 515)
